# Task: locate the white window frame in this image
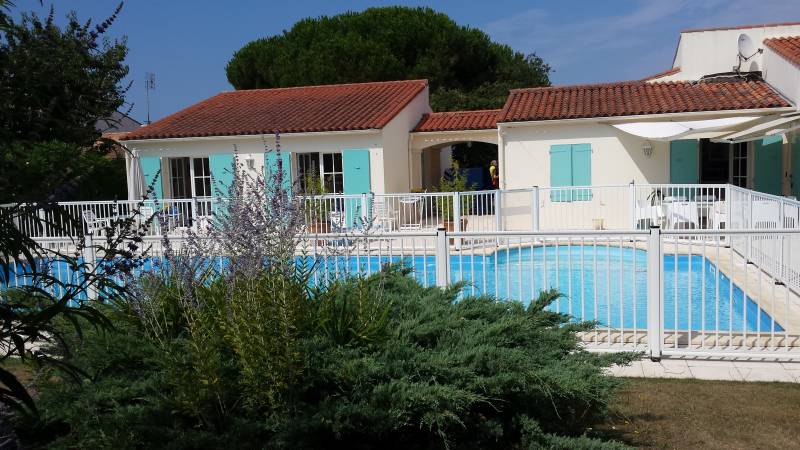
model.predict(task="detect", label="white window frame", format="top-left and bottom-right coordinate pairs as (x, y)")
top-left (191, 157), bottom-right (212, 198)
top-left (296, 152), bottom-right (343, 194)
top-left (168, 157), bottom-right (191, 198)
top-left (167, 156), bottom-right (211, 198)
top-left (729, 142), bottom-right (750, 188)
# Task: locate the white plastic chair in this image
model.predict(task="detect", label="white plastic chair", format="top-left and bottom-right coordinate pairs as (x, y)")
top-left (666, 201), bottom-right (700, 229)
top-left (635, 200), bottom-right (664, 229)
top-left (371, 199), bottom-right (397, 232)
top-left (712, 201), bottom-right (727, 230)
top-left (82, 210), bottom-right (111, 236)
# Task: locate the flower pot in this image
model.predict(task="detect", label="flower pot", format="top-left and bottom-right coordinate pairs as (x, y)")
top-left (308, 221), bottom-right (330, 234)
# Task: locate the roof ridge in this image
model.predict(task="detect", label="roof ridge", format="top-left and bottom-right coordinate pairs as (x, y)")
top-left (681, 21), bottom-right (800, 34)
top-left (219, 79), bottom-right (428, 95)
top-left (510, 77), bottom-right (768, 93)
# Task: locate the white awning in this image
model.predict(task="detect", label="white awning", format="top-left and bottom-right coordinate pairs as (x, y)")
top-left (611, 116), bottom-right (761, 140)
top-left (712, 114), bottom-right (800, 143)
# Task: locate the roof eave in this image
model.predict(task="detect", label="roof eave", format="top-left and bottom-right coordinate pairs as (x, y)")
top-left (123, 128), bottom-right (382, 145)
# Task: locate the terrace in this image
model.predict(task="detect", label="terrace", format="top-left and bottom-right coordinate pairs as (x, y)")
top-left (6, 182), bottom-right (800, 362)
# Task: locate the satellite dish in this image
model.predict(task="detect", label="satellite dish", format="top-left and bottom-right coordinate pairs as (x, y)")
top-left (738, 33), bottom-right (758, 59)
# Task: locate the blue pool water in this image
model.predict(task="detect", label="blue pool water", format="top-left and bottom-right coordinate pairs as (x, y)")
top-left (313, 246), bottom-right (783, 333)
top-left (4, 246), bottom-right (782, 333)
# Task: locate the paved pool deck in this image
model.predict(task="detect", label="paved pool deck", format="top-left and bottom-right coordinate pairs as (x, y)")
top-left (610, 357), bottom-right (800, 383)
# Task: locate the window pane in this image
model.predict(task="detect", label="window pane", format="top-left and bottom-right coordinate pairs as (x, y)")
top-left (324, 174), bottom-right (335, 193)
top-left (194, 178), bottom-right (205, 197)
top-left (333, 153), bottom-right (342, 172)
top-left (323, 153), bottom-right (333, 172)
top-left (334, 174), bottom-right (343, 193)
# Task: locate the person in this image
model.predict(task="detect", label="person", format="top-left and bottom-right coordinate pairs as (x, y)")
top-left (489, 160), bottom-right (499, 189)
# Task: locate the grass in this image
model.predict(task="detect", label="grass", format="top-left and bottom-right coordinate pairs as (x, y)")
top-left (598, 378), bottom-right (800, 449)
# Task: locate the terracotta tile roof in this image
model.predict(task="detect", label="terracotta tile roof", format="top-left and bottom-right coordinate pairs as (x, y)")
top-left (682, 22), bottom-right (800, 34)
top-left (642, 67), bottom-right (681, 82)
top-left (413, 109), bottom-right (500, 132)
top-left (499, 79), bottom-right (790, 123)
top-left (764, 36), bottom-right (800, 67)
top-left (122, 79), bottom-right (428, 140)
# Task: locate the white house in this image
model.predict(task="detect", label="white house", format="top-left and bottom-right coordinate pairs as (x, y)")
top-left (122, 79), bottom-right (431, 200)
top-left (122, 22), bottom-right (800, 205)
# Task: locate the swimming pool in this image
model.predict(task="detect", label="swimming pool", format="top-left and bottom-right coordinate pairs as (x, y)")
top-left (315, 246), bottom-right (783, 333)
top-left (4, 246), bottom-right (782, 333)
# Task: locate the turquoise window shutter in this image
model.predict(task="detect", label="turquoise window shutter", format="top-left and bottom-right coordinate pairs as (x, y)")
top-left (342, 149), bottom-right (371, 227)
top-left (209, 153), bottom-right (235, 198)
top-left (342, 149), bottom-right (371, 194)
top-left (571, 143), bottom-right (592, 201)
top-left (549, 144), bottom-right (573, 202)
top-left (754, 137), bottom-right (782, 195)
top-left (669, 140), bottom-right (699, 184)
top-left (264, 150), bottom-right (292, 194)
top-left (139, 156), bottom-right (163, 199)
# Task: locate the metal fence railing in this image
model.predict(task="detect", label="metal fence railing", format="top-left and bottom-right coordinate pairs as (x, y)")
top-left (8, 227), bottom-right (800, 361)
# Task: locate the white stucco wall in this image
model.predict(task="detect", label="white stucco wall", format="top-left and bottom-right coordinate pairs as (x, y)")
top-left (501, 121), bottom-right (670, 189)
top-left (500, 120), bottom-right (671, 230)
top-left (124, 131), bottom-right (384, 199)
top-left (763, 47), bottom-right (800, 106)
top-left (670, 24), bottom-right (800, 81)
top-left (380, 87), bottom-right (432, 193)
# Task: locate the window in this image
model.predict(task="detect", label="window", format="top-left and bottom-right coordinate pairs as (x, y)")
top-left (193, 157), bottom-right (212, 197)
top-left (549, 144), bottom-right (592, 202)
top-left (322, 153), bottom-right (343, 194)
top-left (296, 152), bottom-right (343, 194)
top-left (731, 142), bottom-right (748, 188)
top-left (297, 153), bottom-right (321, 193)
top-left (168, 157), bottom-right (191, 198)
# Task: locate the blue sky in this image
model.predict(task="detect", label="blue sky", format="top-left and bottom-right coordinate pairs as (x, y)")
top-left (19, 0), bottom-right (800, 123)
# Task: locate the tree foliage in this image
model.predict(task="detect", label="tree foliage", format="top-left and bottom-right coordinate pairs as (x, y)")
top-left (0, 3), bottom-right (129, 202)
top-left (225, 7), bottom-right (550, 111)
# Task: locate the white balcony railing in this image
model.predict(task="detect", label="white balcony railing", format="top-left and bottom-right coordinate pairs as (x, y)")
top-left (7, 183), bottom-right (800, 238)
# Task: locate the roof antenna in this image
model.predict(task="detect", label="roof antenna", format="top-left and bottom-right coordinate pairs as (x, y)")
top-left (145, 72), bottom-right (156, 124)
top-left (735, 34), bottom-right (762, 76)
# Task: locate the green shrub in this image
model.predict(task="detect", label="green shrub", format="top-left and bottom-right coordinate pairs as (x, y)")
top-left (24, 269), bottom-right (634, 449)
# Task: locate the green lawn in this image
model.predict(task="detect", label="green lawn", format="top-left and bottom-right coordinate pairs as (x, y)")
top-left (598, 378), bottom-right (800, 449)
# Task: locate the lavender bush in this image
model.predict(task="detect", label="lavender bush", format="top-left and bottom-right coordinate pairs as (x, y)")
top-left (128, 138), bottom-right (388, 419)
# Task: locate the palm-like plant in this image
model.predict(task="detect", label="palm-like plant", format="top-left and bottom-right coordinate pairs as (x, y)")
top-left (0, 201), bottom-right (151, 415)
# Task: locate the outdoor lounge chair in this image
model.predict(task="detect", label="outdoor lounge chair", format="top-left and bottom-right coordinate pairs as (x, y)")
top-left (82, 210), bottom-right (111, 236)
